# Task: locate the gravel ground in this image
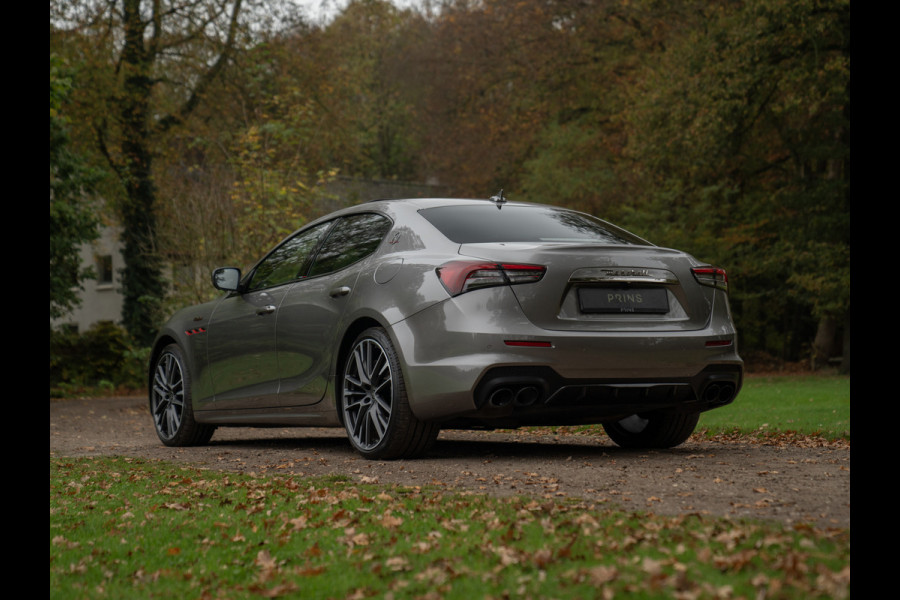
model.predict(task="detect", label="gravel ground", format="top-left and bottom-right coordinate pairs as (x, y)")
top-left (50, 395), bottom-right (850, 528)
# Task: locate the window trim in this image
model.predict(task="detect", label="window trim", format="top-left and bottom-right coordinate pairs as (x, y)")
top-left (243, 219), bottom-right (337, 293)
top-left (305, 212), bottom-right (394, 279)
top-left (241, 211), bottom-right (394, 293)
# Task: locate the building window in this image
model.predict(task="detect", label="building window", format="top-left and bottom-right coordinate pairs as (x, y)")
top-left (96, 255), bottom-right (114, 286)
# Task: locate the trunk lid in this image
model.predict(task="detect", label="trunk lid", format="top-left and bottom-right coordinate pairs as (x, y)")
top-left (458, 242), bottom-right (715, 332)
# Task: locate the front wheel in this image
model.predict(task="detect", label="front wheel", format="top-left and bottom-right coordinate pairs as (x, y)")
top-left (341, 328), bottom-right (438, 459)
top-left (602, 411), bottom-right (699, 449)
top-left (149, 344), bottom-right (215, 446)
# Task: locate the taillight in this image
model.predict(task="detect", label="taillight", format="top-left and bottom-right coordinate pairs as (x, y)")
top-left (691, 266), bottom-right (728, 292)
top-left (436, 261), bottom-right (546, 296)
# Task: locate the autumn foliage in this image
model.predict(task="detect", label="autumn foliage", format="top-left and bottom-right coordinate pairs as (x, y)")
top-left (50, 0), bottom-right (849, 366)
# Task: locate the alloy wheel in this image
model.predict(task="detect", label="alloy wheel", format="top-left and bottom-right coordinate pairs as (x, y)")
top-left (343, 338), bottom-right (393, 450)
top-left (151, 351), bottom-right (185, 440)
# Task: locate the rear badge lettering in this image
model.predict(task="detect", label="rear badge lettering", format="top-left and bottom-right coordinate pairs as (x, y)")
top-left (603, 268), bottom-right (650, 278)
top-left (607, 292), bottom-right (643, 304)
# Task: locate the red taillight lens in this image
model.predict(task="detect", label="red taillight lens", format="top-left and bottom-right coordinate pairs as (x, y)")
top-left (691, 266), bottom-right (728, 292)
top-left (705, 339), bottom-right (733, 347)
top-left (499, 263), bottom-right (546, 284)
top-left (436, 261), bottom-right (546, 296)
top-left (504, 340), bottom-right (552, 347)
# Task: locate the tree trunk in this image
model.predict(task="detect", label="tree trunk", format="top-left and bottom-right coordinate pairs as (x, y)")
top-left (811, 316), bottom-right (838, 371)
top-left (117, 0), bottom-right (165, 345)
top-left (839, 311), bottom-right (850, 374)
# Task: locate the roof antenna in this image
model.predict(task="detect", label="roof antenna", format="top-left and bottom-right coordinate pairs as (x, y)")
top-left (489, 189), bottom-right (507, 209)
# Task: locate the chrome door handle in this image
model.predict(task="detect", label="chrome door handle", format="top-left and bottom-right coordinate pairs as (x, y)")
top-left (256, 305), bottom-right (276, 315)
top-left (329, 286), bottom-right (351, 298)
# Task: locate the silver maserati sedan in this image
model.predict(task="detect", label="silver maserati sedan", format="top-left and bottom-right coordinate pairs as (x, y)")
top-left (149, 197), bottom-right (743, 459)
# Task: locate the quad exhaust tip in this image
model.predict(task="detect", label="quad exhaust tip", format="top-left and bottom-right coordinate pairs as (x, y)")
top-left (488, 385), bottom-right (543, 408)
top-left (702, 382), bottom-right (736, 405)
top-left (515, 386), bottom-right (540, 407)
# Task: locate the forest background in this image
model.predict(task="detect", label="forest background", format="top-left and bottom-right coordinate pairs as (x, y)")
top-left (49, 0), bottom-right (850, 374)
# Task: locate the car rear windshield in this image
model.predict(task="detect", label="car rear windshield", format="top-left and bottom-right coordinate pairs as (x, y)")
top-left (419, 205), bottom-right (648, 245)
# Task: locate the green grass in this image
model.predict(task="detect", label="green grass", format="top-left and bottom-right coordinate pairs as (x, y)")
top-left (51, 456), bottom-right (849, 599)
top-left (698, 374), bottom-right (850, 440)
top-left (530, 374), bottom-right (850, 442)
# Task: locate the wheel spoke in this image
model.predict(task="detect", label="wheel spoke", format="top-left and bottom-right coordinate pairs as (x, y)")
top-left (153, 397), bottom-right (168, 415)
top-left (370, 404), bottom-right (387, 438)
top-left (163, 355), bottom-right (175, 383)
top-left (352, 406), bottom-right (367, 439)
top-left (373, 378), bottom-right (390, 396)
top-left (354, 346), bottom-right (371, 386)
top-left (375, 356), bottom-right (389, 380)
top-left (344, 391), bottom-right (365, 405)
top-left (373, 393), bottom-right (391, 414)
top-left (153, 364), bottom-right (169, 392)
top-left (166, 405), bottom-right (180, 435)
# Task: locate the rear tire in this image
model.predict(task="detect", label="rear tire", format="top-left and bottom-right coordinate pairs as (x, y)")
top-left (602, 411), bottom-right (699, 449)
top-left (149, 344), bottom-right (215, 446)
top-left (341, 328), bottom-right (438, 459)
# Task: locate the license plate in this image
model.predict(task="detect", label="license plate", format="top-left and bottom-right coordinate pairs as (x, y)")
top-left (578, 287), bottom-right (668, 314)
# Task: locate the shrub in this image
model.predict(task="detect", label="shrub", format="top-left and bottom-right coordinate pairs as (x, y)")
top-left (50, 321), bottom-right (148, 396)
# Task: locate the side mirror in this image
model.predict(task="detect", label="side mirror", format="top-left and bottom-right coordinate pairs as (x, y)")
top-left (212, 267), bottom-right (242, 292)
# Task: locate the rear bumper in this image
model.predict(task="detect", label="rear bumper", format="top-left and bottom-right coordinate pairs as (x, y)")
top-left (389, 288), bottom-right (743, 423)
top-left (453, 363), bottom-right (741, 429)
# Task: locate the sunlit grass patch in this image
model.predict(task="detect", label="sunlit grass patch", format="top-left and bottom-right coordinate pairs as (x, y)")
top-left (698, 374), bottom-right (850, 441)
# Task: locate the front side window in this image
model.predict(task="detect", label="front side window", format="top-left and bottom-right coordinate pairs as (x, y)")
top-left (248, 222), bottom-right (333, 291)
top-left (308, 213), bottom-right (392, 277)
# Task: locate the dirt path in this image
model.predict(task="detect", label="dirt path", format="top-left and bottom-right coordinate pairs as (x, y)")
top-left (50, 396), bottom-right (849, 528)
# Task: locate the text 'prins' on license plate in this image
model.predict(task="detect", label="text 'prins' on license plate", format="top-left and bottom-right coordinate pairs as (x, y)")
top-left (578, 287), bottom-right (669, 314)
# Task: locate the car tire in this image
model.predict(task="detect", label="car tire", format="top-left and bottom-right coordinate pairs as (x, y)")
top-left (602, 411), bottom-right (699, 449)
top-left (149, 344), bottom-right (215, 447)
top-left (341, 328), bottom-right (439, 459)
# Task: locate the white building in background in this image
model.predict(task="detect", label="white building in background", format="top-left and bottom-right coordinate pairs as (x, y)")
top-left (52, 225), bottom-right (124, 333)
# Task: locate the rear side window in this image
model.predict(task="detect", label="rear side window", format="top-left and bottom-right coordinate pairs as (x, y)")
top-left (419, 205), bottom-right (647, 245)
top-left (308, 213), bottom-right (393, 277)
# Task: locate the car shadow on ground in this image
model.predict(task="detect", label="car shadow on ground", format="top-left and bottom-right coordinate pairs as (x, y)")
top-left (428, 437), bottom-right (697, 460)
top-left (200, 428), bottom-right (701, 461)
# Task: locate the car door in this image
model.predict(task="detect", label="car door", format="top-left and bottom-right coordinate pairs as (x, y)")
top-left (275, 212), bottom-right (393, 406)
top-left (205, 221), bottom-right (333, 409)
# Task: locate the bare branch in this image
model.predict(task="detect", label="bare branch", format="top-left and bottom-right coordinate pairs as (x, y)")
top-left (94, 119), bottom-right (125, 182)
top-left (156, 0), bottom-right (244, 133)
top-left (149, 0), bottom-right (162, 60)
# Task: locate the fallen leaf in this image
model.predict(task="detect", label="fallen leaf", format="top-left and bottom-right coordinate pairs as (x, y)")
top-left (380, 514), bottom-right (403, 528)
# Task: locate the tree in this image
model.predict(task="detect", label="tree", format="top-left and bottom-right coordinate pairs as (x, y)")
top-left (50, 55), bottom-right (100, 321)
top-left (51, 0), bottom-right (252, 344)
top-left (519, 0), bottom-right (699, 214)
top-left (624, 0), bottom-right (850, 367)
top-left (150, 23), bottom-right (344, 308)
top-left (278, 0), bottom-right (428, 181)
top-left (410, 0), bottom-right (563, 194)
